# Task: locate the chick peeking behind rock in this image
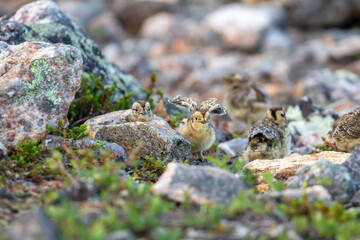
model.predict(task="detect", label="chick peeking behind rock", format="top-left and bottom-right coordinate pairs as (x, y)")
top-left (126, 100), bottom-right (154, 122)
top-left (168, 96), bottom-right (226, 161)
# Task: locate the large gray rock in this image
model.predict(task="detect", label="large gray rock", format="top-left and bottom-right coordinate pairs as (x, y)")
top-left (84, 109), bottom-right (170, 139)
top-left (0, 41), bottom-right (82, 148)
top-left (285, 0), bottom-right (358, 28)
top-left (95, 123), bottom-right (191, 163)
top-left (204, 3), bottom-right (285, 52)
top-left (289, 159), bottom-right (355, 204)
top-left (342, 146), bottom-right (360, 191)
top-left (152, 163), bottom-right (248, 205)
top-left (0, 0), bottom-right (144, 102)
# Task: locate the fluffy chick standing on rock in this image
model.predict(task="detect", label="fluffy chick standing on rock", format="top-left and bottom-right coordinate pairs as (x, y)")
top-left (126, 100), bottom-right (154, 122)
top-left (223, 73), bottom-right (270, 128)
top-left (325, 107), bottom-right (360, 152)
top-left (168, 96), bottom-right (226, 161)
top-left (244, 107), bottom-right (291, 161)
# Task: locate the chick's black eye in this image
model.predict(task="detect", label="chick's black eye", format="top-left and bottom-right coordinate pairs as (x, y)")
top-left (195, 117), bottom-right (198, 120)
top-left (281, 113), bottom-right (285, 117)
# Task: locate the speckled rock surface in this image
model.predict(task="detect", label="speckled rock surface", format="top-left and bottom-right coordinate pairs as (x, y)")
top-left (0, 0), bottom-right (144, 102)
top-left (0, 41), bottom-right (82, 148)
top-left (289, 159), bottom-right (355, 204)
top-left (95, 123), bottom-right (191, 163)
top-left (342, 146), bottom-right (360, 190)
top-left (84, 110), bottom-right (170, 139)
top-left (244, 151), bottom-right (350, 180)
top-left (152, 163), bottom-right (248, 205)
top-left (44, 135), bottom-right (127, 162)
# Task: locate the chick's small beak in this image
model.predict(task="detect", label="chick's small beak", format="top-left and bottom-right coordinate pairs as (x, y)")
top-left (142, 111), bottom-right (146, 115)
top-left (201, 119), bottom-right (207, 124)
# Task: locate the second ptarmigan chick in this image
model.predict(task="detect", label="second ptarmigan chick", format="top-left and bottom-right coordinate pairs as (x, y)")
top-left (168, 96), bottom-right (226, 161)
top-left (325, 107), bottom-right (360, 152)
top-left (244, 107), bottom-right (291, 161)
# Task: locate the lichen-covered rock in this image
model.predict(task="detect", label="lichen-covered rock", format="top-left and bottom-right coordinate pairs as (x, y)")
top-left (286, 103), bottom-right (334, 148)
top-left (0, 0), bottom-right (144, 102)
top-left (84, 110), bottom-right (170, 139)
top-left (0, 41), bottom-right (82, 148)
top-left (244, 151), bottom-right (350, 180)
top-left (289, 159), bottom-right (355, 204)
top-left (95, 123), bottom-right (191, 163)
top-left (287, 105), bottom-right (334, 137)
top-left (44, 135), bottom-right (127, 163)
top-left (152, 163), bottom-right (248, 205)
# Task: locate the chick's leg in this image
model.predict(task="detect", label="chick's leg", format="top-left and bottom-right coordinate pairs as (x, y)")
top-left (196, 151), bottom-right (204, 161)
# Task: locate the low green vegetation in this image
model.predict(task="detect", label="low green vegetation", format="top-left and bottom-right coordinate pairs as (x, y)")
top-left (280, 195), bottom-right (360, 239)
top-left (262, 172), bottom-right (285, 192)
top-left (68, 73), bottom-right (134, 127)
top-left (140, 72), bottom-right (164, 110)
top-left (3, 132), bottom-right (360, 239)
top-left (46, 120), bottom-right (89, 140)
top-left (168, 111), bottom-right (183, 128)
top-left (313, 137), bottom-right (342, 153)
top-left (133, 156), bottom-right (166, 183)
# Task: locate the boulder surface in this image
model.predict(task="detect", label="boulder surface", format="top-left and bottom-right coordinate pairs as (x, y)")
top-left (152, 162), bottom-right (248, 205)
top-left (0, 41), bottom-right (82, 148)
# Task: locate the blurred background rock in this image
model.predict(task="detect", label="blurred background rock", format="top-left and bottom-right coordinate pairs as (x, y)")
top-left (2, 0), bottom-right (360, 113)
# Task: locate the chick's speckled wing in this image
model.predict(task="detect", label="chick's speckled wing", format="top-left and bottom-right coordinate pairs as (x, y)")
top-left (199, 98), bottom-right (217, 111)
top-left (168, 95), bottom-right (197, 112)
top-left (333, 108), bottom-right (360, 139)
top-left (248, 120), bottom-right (283, 140)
